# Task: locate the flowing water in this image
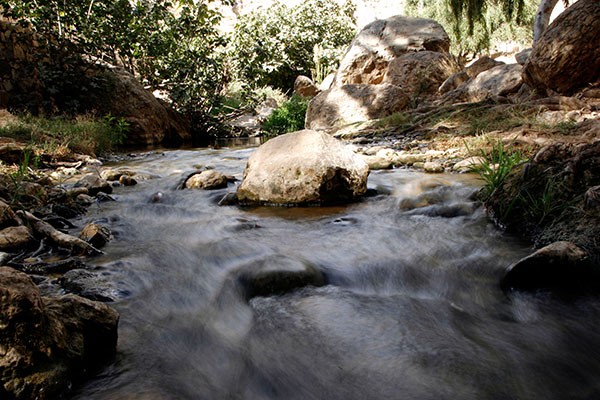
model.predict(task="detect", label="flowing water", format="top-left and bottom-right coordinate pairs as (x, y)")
top-left (71, 146), bottom-right (600, 400)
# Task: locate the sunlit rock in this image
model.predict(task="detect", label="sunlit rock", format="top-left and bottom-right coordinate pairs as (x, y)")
top-left (237, 130), bottom-right (369, 205)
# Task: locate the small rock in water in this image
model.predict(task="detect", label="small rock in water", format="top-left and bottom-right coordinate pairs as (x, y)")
top-left (185, 170), bottom-right (229, 190)
top-left (423, 161), bottom-right (444, 173)
top-left (119, 175), bottom-right (138, 186)
top-left (79, 223), bottom-right (112, 249)
top-left (150, 191), bottom-right (165, 203)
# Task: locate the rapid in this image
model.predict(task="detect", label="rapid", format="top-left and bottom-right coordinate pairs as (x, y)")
top-left (72, 145), bottom-right (600, 399)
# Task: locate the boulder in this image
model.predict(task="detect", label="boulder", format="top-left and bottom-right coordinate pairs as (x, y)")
top-left (293, 75), bottom-right (320, 98)
top-left (236, 130), bottom-right (369, 205)
top-left (107, 68), bottom-right (192, 146)
top-left (500, 241), bottom-right (595, 292)
top-left (460, 64), bottom-right (523, 102)
top-left (334, 15), bottom-right (450, 86)
top-left (0, 267), bottom-right (119, 399)
top-left (184, 170), bottom-right (229, 190)
top-left (383, 51), bottom-right (460, 103)
top-left (305, 84), bottom-right (410, 131)
top-left (523, 0), bottom-right (600, 95)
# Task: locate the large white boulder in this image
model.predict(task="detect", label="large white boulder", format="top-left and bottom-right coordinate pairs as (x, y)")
top-left (236, 130), bottom-right (369, 205)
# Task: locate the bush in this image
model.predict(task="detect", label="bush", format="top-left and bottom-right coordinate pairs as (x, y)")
top-left (229, 0), bottom-right (356, 91)
top-left (262, 96), bottom-right (310, 136)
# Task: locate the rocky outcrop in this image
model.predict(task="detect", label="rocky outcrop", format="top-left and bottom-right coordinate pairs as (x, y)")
top-left (0, 267), bottom-right (119, 399)
top-left (523, 0), bottom-right (600, 95)
top-left (305, 84), bottom-right (409, 131)
top-left (236, 130), bottom-right (369, 205)
top-left (334, 16), bottom-right (450, 86)
top-left (106, 68), bottom-right (192, 146)
top-left (383, 51), bottom-right (460, 103)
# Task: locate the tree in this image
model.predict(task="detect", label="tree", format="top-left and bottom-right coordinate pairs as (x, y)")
top-left (447, 0), bottom-right (570, 44)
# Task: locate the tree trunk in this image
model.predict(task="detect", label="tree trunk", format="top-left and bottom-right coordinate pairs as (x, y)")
top-left (533, 0), bottom-right (560, 43)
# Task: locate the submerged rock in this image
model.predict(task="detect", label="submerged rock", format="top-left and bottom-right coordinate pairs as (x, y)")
top-left (234, 255), bottom-right (326, 300)
top-left (236, 130), bottom-right (369, 205)
top-left (0, 267), bottom-right (119, 399)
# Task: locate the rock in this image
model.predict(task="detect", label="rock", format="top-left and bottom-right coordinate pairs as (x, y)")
top-left (394, 152), bottom-right (427, 166)
top-left (235, 254), bottom-right (326, 300)
top-left (73, 173), bottom-right (113, 196)
top-left (500, 241), bottom-right (595, 292)
top-left (184, 170), bottom-right (229, 190)
top-left (583, 186), bottom-right (600, 215)
top-left (0, 140), bottom-right (24, 164)
top-left (79, 223), bottom-right (111, 249)
top-left (460, 64), bottom-right (523, 102)
top-left (334, 15), bottom-right (450, 86)
top-left (452, 156), bottom-right (486, 173)
top-left (439, 71), bottom-right (470, 94)
top-left (523, 0), bottom-right (600, 95)
top-left (515, 48), bottom-right (532, 65)
top-left (305, 84), bottom-right (410, 131)
top-left (0, 267), bottom-right (119, 399)
top-left (465, 56), bottom-right (504, 78)
top-left (236, 130), bottom-right (369, 205)
top-left (0, 200), bottom-right (18, 229)
top-left (100, 168), bottom-right (135, 182)
top-left (362, 155), bottom-right (394, 170)
top-left (383, 51), bottom-right (460, 103)
top-left (118, 175), bottom-right (137, 186)
top-left (294, 75), bottom-right (320, 98)
top-left (107, 68), bottom-right (192, 146)
top-left (423, 161), bottom-right (444, 173)
top-left (0, 225), bottom-right (32, 250)
top-left (58, 269), bottom-right (122, 302)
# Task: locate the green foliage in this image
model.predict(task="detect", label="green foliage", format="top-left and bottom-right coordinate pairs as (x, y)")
top-left (229, 0), bottom-right (356, 90)
top-left (469, 139), bottom-right (527, 199)
top-left (262, 95), bottom-right (309, 136)
top-left (1, 0), bottom-right (229, 119)
top-left (405, 0), bottom-right (538, 59)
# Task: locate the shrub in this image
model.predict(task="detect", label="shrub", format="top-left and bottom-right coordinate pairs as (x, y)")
top-left (229, 0), bottom-right (356, 91)
top-left (469, 139), bottom-right (527, 199)
top-left (262, 96), bottom-right (310, 136)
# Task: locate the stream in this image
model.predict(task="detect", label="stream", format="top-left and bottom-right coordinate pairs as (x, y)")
top-left (71, 145), bottom-right (600, 399)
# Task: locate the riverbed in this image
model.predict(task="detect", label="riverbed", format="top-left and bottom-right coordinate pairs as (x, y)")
top-left (72, 146), bottom-right (600, 399)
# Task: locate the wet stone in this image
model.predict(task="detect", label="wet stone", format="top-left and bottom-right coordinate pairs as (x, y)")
top-left (235, 255), bottom-right (326, 300)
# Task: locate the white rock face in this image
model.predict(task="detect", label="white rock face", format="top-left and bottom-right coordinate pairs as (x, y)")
top-left (236, 130), bottom-right (369, 205)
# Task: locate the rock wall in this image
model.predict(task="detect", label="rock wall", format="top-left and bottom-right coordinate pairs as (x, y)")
top-left (0, 19), bottom-right (48, 111)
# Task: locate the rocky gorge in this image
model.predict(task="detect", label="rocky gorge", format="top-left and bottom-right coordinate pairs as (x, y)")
top-left (0, 1), bottom-right (600, 398)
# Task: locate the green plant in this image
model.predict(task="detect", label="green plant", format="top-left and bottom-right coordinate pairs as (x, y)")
top-left (262, 95), bottom-right (309, 136)
top-left (468, 139), bottom-right (527, 199)
top-left (229, 0), bottom-right (356, 91)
